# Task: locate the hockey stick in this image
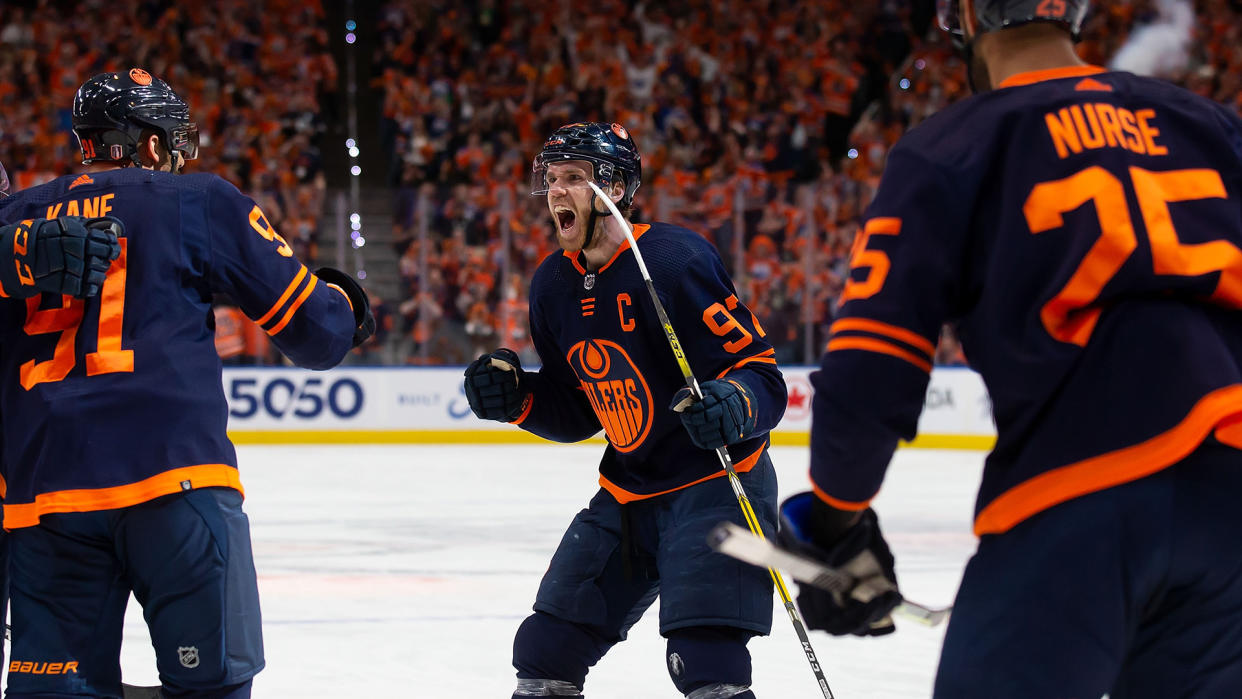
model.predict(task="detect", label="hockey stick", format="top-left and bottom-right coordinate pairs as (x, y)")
top-left (709, 522), bottom-right (953, 627)
top-left (587, 182), bottom-right (836, 699)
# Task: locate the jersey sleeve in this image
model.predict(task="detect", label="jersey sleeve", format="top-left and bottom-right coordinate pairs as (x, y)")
top-left (204, 179), bottom-right (356, 370)
top-left (669, 249), bottom-right (786, 436)
top-left (810, 144), bottom-right (968, 510)
top-left (1209, 102), bottom-right (1242, 168)
top-left (509, 289), bottom-right (602, 442)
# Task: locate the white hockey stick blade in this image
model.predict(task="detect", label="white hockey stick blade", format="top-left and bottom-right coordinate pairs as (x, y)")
top-left (708, 522), bottom-right (953, 627)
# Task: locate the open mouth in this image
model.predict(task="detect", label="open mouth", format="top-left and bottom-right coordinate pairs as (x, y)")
top-left (555, 208), bottom-right (577, 233)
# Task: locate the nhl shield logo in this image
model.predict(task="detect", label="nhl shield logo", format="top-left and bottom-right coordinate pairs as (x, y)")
top-left (178, 646), bottom-right (200, 669)
top-left (584, 273), bottom-right (596, 291)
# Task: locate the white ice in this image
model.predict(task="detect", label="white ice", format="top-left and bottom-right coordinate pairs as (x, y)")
top-left (108, 445), bottom-right (984, 698)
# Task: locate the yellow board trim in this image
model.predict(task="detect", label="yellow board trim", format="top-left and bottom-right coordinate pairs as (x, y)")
top-left (227, 430), bottom-right (996, 450)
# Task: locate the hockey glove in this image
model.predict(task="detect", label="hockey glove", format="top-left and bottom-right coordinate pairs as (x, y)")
top-left (0, 216), bottom-right (122, 299)
top-left (464, 348), bottom-right (530, 422)
top-left (778, 492), bottom-right (902, 637)
top-left (670, 379), bottom-right (758, 450)
top-left (315, 267), bottom-right (376, 347)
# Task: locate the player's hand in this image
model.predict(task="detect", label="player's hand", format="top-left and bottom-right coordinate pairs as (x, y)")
top-left (464, 348), bottom-right (529, 422)
top-left (0, 216), bottom-right (122, 299)
top-left (315, 267), bottom-right (376, 347)
top-left (670, 379), bottom-right (757, 450)
top-left (778, 492), bottom-right (902, 637)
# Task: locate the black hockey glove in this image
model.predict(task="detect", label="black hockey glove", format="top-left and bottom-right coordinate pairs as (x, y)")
top-left (0, 216), bottom-right (122, 298)
top-left (464, 348), bottom-right (530, 422)
top-left (778, 492), bottom-right (902, 637)
top-left (670, 379), bottom-right (758, 450)
top-left (315, 267), bottom-right (376, 348)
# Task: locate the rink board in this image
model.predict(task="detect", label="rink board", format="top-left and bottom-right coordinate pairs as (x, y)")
top-left (222, 367), bottom-right (997, 450)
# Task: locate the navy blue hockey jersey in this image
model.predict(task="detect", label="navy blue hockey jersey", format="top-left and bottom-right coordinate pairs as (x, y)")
top-left (515, 222), bottom-right (786, 501)
top-left (0, 168), bottom-right (357, 528)
top-left (811, 66), bottom-right (1242, 536)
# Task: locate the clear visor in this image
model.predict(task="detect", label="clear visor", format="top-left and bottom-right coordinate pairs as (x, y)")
top-left (169, 123), bottom-right (200, 160)
top-left (936, 0), bottom-right (964, 35)
top-left (531, 154), bottom-right (614, 197)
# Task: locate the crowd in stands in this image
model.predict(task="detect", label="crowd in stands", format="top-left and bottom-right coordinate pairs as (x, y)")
top-left (0, 0), bottom-right (336, 365)
top-left (4, 1), bottom-right (1242, 368)
top-left (375, 0), bottom-right (918, 365)
top-left (374, 0), bottom-right (1242, 368)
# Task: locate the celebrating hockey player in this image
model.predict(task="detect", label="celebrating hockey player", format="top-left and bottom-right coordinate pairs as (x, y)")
top-left (0, 69), bottom-right (374, 698)
top-left (464, 122), bottom-right (787, 699)
top-left (0, 158), bottom-right (124, 684)
top-left (777, 0), bottom-right (1242, 696)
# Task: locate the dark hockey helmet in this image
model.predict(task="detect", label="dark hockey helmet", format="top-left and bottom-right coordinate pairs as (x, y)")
top-left (531, 122), bottom-right (642, 208)
top-left (72, 68), bottom-right (199, 166)
top-left (937, 0), bottom-right (1089, 49)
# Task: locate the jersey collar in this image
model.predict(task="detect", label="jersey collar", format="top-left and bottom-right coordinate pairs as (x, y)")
top-left (998, 64), bottom-right (1106, 89)
top-left (564, 223), bottom-right (651, 275)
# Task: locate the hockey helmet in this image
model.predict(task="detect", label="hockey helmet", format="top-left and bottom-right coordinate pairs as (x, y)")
top-left (531, 122), bottom-right (641, 209)
top-left (72, 69), bottom-right (199, 166)
top-left (937, 0), bottom-right (1089, 48)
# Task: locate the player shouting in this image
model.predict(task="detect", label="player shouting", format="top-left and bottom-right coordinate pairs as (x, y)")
top-left (777, 1), bottom-right (1242, 696)
top-left (465, 122), bottom-right (787, 699)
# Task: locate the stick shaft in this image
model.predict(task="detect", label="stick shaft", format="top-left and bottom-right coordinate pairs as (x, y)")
top-left (586, 182), bottom-right (836, 698)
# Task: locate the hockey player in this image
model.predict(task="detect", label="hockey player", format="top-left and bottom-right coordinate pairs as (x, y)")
top-left (0, 159), bottom-right (123, 685)
top-left (777, 1), bottom-right (1242, 696)
top-left (0, 69), bottom-right (374, 698)
top-left (464, 122), bottom-right (787, 699)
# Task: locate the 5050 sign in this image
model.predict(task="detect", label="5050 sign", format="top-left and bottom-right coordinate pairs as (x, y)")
top-left (228, 376), bottom-right (364, 420)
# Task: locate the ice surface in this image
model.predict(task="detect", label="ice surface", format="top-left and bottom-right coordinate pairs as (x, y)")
top-left (102, 444), bottom-right (984, 698)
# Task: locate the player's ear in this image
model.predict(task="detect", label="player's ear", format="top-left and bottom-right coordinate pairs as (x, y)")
top-left (137, 133), bottom-right (162, 168)
top-left (610, 178), bottom-right (625, 202)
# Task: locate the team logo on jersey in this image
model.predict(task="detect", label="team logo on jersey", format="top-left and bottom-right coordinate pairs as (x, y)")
top-left (584, 273), bottom-right (595, 291)
top-left (567, 339), bottom-right (653, 452)
top-left (129, 68), bottom-right (152, 86)
top-left (178, 646), bottom-right (200, 669)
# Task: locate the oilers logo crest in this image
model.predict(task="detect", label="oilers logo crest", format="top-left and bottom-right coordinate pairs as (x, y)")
top-left (567, 339), bottom-right (653, 452)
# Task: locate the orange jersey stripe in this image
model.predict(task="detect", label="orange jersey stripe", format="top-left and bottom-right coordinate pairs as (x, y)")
top-left (998, 65), bottom-right (1106, 89)
top-left (810, 481), bottom-right (871, 511)
top-left (715, 349), bottom-right (778, 379)
top-left (830, 318), bottom-right (935, 357)
top-left (267, 276), bottom-right (318, 336)
top-left (600, 442), bottom-right (766, 504)
top-left (1213, 414), bottom-right (1242, 449)
top-left (826, 337), bottom-right (932, 373)
top-left (510, 393), bottom-right (535, 425)
top-left (974, 384), bottom-right (1242, 536)
top-left (3, 464), bottom-right (244, 529)
top-left (326, 283), bottom-right (353, 312)
top-left (598, 223), bottom-right (651, 273)
top-left (256, 266), bottom-right (308, 326)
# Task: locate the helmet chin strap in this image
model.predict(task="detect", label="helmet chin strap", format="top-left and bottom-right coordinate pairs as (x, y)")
top-left (964, 41), bottom-right (981, 93)
top-left (583, 192), bottom-right (603, 254)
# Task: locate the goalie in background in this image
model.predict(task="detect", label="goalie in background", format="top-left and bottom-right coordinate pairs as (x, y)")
top-left (780, 1), bottom-right (1242, 697)
top-left (0, 70), bottom-right (373, 698)
top-left (465, 122), bottom-right (786, 699)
